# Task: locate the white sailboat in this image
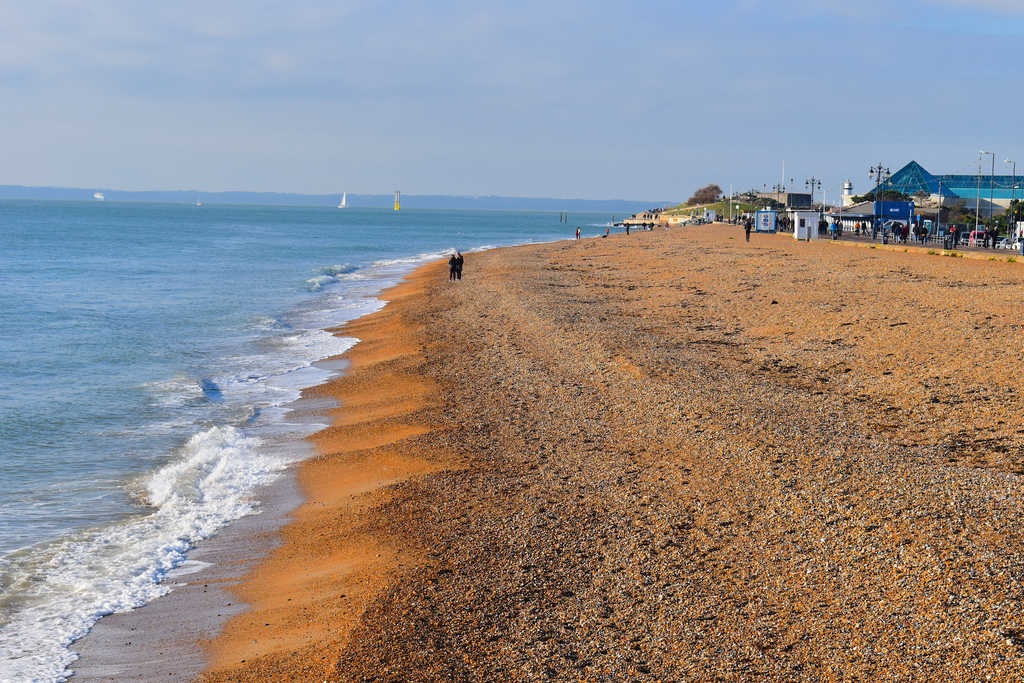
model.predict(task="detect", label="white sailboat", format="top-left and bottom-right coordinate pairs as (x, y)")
top-left (92, 192), bottom-right (105, 201)
top-left (337, 192), bottom-right (348, 209)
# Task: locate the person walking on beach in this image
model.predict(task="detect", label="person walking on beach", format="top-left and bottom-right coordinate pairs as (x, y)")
top-left (744, 217), bottom-right (751, 242)
top-left (448, 253), bottom-right (458, 281)
top-left (605, 226), bottom-right (610, 238)
top-left (455, 251), bottom-right (464, 280)
top-left (576, 227), bottom-right (581, 240)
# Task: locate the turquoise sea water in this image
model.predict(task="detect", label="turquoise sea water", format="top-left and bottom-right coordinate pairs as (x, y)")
top-left (0, 201), bottom-right (609, 681)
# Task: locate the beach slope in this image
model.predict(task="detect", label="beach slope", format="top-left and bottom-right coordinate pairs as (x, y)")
top-left (205, 226), bottom-right (1024, 680)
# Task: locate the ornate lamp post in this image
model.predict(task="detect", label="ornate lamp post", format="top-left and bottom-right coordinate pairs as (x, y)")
top-left (868, 163), bottom-right (890, 239)
top-left (805, 177), bottom-right (822, 205)
top-left (980, 150), bottom-right (995, 232)
top-left (1006, 159), bottom-right (1017, 240)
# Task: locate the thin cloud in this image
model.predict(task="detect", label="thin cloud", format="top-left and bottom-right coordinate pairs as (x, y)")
top-left (927, 0), bottom-right (1024, 11)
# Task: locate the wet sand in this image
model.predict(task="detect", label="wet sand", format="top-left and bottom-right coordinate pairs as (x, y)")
top-left (202, 225), bottom-right (1024, 680)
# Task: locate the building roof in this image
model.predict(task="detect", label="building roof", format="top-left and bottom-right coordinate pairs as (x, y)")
top-left (829, 200), bottom-right (875, 218)
top-left (874, 160), bottom-right (1023, 200)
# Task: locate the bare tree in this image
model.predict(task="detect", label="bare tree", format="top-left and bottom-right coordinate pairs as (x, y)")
top-left (687, 184), bottom-right (723, 206)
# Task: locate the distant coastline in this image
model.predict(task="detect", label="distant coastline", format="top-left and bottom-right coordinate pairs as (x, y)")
top-left (0, 184), bottom-right (671, 212)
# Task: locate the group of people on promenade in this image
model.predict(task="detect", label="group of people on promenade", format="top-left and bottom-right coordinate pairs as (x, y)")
top-left (841, 220), bottom-right (1005, 249)
top-left (448, 251), bottom-right (464, 281)
top-left (943, 225), bottom-right (1002, 250)
top-left (734, 213), bottom-right (1015, 253)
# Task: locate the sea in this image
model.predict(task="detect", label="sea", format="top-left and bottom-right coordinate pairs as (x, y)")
top-left (0, 201), bottom-right (611, 682)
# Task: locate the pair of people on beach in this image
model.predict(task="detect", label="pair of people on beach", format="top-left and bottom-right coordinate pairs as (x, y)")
top-left (448, 252), bottom-right (464, 281)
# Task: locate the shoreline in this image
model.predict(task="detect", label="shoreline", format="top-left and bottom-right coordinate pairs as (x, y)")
top-left (69, 465), bottom-right (301, 681)
top-left (69, 239), bottom-right (561, 681)
top-left (69, 263), bottom-right (438, 680)
top-left (2, 208), bottom-right (587, 681)
top-left (199, 258), bottom-right (451, 680)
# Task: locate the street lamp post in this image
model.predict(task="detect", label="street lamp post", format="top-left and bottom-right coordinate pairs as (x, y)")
top-left (1006, 159), bottom-right (1017, 240)
top-left (838, 183), bottom-right (844, 232)
top-left (975, 155), bottom-right (983, 234)
top-left (869, 163), bottom-right (890, 239)
top-left (805, 177), bottom-right (822, 205)
top-left (980, 150), bottom-right (995, 232)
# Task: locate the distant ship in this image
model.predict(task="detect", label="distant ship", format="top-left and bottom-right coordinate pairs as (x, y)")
top-left (92, 192), bottom-right (105, 201)
top-left (194, 195), bottom-right (203, 207)
top-left (337, 192), bottom-right (347, 209)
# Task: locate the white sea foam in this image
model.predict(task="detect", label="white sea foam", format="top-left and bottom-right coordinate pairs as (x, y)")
top-left (371, 249), bottom-right (454, 268)
top-left (0, 426), bottom-right (290, 683)
top-left (0, 312), bottom-right (381, 680)
top-left (140, 375), bottom-right (205, 408)
top-left (304, 263), bottom-right (359, 290)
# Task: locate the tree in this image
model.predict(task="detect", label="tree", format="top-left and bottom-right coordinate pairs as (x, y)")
top-left (851, 189), bottom-right (910, 203)
top-left (686, 184), bottom-right (722, 206)
top-left (1009, 199), bottom-right (1022, 228)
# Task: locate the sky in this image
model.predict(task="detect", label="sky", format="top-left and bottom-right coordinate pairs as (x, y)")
top-left (0, 0), bottom-right (1021, 201)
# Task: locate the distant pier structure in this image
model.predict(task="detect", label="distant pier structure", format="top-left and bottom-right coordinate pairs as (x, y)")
top-left (615, 209), bottom-right (663, 229)
top-left (394, 191), bottom-right (401, 211)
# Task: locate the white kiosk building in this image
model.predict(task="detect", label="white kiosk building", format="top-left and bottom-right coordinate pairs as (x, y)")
top-left (791, 210), bottom-right (821, 241)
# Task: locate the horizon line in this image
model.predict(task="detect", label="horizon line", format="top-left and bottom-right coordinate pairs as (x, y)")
top-left (0, 183), bottom-right (674, 206)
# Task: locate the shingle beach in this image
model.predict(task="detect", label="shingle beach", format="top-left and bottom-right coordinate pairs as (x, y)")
top-left (202, 225), bottom-right (1024, 681)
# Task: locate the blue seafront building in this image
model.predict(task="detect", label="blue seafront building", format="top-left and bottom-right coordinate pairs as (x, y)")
top-left (871, 160), bottom-right (1021, 206)
top-left (832, 160), bottom-right (1021, 234)
top-left (831, 199), bottom-right (916, 232)
top-left (874, 200), bottom-right (914, 223)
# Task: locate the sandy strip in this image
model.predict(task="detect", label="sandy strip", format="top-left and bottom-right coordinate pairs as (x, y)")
top-left (200, 264), bottom-right (449, 681)
top-left (202, 225), bottom-right (1024, 680)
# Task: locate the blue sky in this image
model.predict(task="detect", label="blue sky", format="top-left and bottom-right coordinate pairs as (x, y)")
top-left (0, 0), bottom-right (1021, 200)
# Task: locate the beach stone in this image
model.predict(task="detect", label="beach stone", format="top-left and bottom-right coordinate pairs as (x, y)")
top-left (203, 226), bottom-right (1024, 682)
